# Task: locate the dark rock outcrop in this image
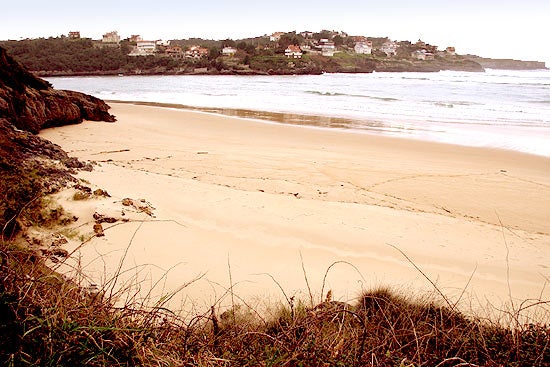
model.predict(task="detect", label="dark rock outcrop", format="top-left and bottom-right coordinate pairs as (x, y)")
top-left (0, 46), bottom-right (115, 235)
top-left (0, 46), bottom-right (115, 134)
top-left (0, 117), bottom-right (81, 235)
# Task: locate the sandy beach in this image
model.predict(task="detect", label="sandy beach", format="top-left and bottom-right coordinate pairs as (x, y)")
top-left (39, 103), bottom-right (550, 316)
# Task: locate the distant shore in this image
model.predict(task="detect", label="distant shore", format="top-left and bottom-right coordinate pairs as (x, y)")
top-left (40, 103), bottom-right (550, 316)
top-left (3, 34), bottom-right (546, 79)
top-left (30, 57), bottom-right (546, 77)
top-left (19, 57), bottom-right (550, 77)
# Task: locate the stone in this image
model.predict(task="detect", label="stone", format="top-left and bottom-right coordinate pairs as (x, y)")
top-left (93, 212), bottom-right (118, 224)
top-left (93, 189), bottom-right (111, 197)
top-left (51, 248), bottom-right (69, 258)
top-left (93, 223), bottom-right (105, 237)
top-left (122, 198), bottom-right (133, 206)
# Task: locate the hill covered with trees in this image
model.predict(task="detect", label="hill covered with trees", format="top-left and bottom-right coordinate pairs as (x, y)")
top-left (0, 30), bottom-right (493, 76)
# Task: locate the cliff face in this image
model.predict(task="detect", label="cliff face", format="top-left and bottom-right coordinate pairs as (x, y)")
top-left (466, 56), bottom-right (547, 70)
top-left (0, 46), bottom-right (115, 133)
top-left (0, 46), bottom-right (115, 235)
top-left (373, 58), bottom-right (484, 73)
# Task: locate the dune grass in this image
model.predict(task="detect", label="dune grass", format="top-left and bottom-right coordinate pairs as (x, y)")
top-left (1, 232), bottom-right (548, 367)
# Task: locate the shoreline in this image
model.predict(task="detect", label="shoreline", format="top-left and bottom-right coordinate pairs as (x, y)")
top-left (40, 103), bottom-right (550, 317)
top-left (37, 63), bottom-right (547, 79)
top-left (106, 99), bottom-right (550, 159)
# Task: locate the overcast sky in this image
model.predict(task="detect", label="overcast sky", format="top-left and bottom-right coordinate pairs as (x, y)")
top-left (2, 0), bottom-right (548, 64)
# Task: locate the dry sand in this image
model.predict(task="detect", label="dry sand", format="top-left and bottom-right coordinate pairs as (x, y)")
top-left (40, 103), bottom-right (550, 316)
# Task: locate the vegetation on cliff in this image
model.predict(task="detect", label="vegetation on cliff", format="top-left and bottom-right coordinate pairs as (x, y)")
top-left (0, 32), bottom-right (488, 76)
top-left (0, 46), bottom-right (549, 366)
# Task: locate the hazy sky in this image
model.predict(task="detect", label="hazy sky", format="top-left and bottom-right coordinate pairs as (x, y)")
top-left (2, 0), bottom-right (548, 64)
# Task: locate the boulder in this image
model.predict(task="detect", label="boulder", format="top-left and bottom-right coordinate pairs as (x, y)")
top-left (0, 46), bottom-right (115, 134)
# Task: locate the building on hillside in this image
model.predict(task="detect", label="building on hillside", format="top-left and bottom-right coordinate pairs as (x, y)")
top-left (285, 45), bottom-right (303, 58)
top-left (165, 46), bottom-right (184, 59)
top-left (445, 46), bottom-right (456, 55)
top-left (222, 46), bottom-right (237, 56)
top-left (354, 41), bottom-right (373, 55)
top-left (130, 35), bottom-right (143, 43)
top-left (300, 31), bottom-right (314, 39)
top-left (102, 31), bottom-right (120, 44)
top-left (412, 50), bottom-right (426, 60)
top-left (411, 49), bottom-right (434, 60)
top-left (128, 40), bottom-right (157, 56)
top-left (68, 31), bottom-right (80, 39)
top-left (318, 38), bottom-right (335, 57)
top-left (270, 32), bottom-right (285, 42)
top-left (380, 40), bottom-right (398, 57)
top-left (185, 45), bottom-right (209, 59)
top-left (156, 40), bottom-right (170, 47)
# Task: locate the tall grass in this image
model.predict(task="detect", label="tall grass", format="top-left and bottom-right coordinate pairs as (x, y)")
top-left (1, 230), bottom-right (548, 366)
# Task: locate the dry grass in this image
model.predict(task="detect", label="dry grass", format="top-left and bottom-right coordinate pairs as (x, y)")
top-left (1, 236), bottom-right (549, 367)
top-left (1, 174), bottom-right (548, 366)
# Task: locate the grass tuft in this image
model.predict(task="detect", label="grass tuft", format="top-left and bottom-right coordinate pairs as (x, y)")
top-left (2, 237), bottom-right (548, 367)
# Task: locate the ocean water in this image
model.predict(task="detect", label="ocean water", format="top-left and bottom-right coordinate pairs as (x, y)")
top-left (47, 69), bottom-right (550, 157)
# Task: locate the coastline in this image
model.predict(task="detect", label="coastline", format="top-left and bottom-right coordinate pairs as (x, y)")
top-left (40, 102), bottom-right (550, 316)
top-left (46, 70), bottom-right (550, 159)
top-left (106, 99), bottom-right (550, 159)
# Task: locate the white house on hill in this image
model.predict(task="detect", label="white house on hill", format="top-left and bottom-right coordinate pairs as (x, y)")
top-left (128, 40), bottom-right (157, 56)
top-left (412, 49), bottom-right (434, 60)
top-left (222, 47), bottom-right (237, 56)
top-left (354, 41), bottom-right (372, 55)
top-left (318, 39), bottom-right (335, 57)
top-left (285, 45), bottom-right (303, 58)
top-left (381, 40), bottom-right (398, 57)
top-left (102, 31), bottom-right (120, 44)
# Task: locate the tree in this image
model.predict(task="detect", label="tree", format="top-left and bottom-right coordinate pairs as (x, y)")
top-left (344, 37), bottom-right (356, 48)
top-left (244, 43), bottom-right (257, 55)
top-left (278, 34), bottom-right (303, 51)
top-left (315, 30), bottom-right (333, 41)
top-left (208, 47), bottom-right (220, 60)
top-left (222, 39), bottom-right (236, 48)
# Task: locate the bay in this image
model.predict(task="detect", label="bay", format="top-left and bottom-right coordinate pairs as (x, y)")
top-left (48, 69), bottom-right (550, 157)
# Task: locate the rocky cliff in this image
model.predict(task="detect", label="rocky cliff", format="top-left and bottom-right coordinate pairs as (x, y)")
top-left (0, 46), bottom-right (115, 235)
top-left (0, 46), bottom-right (115, 133)
top-left (466, 56), bottom-right (547, 70)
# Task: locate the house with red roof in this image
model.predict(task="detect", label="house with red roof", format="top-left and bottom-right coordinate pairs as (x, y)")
top-left (285, 45), bottom-right (303, 58)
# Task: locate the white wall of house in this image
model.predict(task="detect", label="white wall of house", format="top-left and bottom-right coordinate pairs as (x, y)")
top-left (381, 41), bottom-right (397, 56)
top-left (222, 47), bottom-right (237, 56)
top-left (102, 31), bottom-right (120, 44)
top-left (128, 41), bottom-right (157, 56)
top-left (354, 42), bottom-right (372, 54)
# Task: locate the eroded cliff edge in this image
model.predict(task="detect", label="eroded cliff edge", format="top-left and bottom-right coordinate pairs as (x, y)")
top-left (0, 46), bottom-right (115, 235)
top-left (0, 46), bottom-right (115, 133)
